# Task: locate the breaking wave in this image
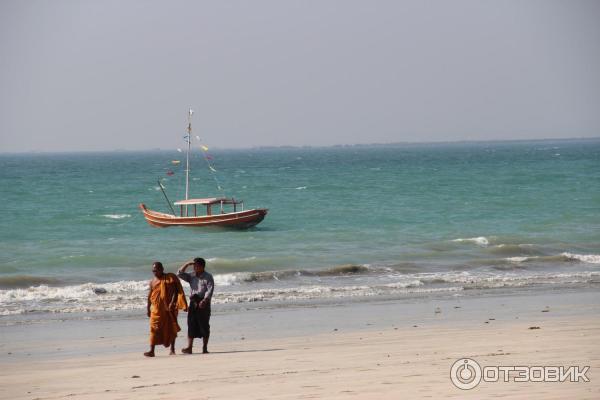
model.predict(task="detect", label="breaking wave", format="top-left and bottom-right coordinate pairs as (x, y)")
top-left (0, 280), bottom-right (149, 316)
top-left (1, 268), bottom-right (598, 316)
top-left (561, 253), bottom-right (600, 264)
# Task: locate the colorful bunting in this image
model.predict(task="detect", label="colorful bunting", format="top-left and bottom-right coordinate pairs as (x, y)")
top-left (172, 135), bottom-right (224, 194)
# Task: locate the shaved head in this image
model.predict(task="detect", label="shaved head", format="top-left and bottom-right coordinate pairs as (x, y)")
top-left (152, 261), bottom-right (164, 278)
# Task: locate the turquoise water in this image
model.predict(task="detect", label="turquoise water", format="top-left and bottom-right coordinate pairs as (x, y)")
top-left (1, 139), bottom-right (599, 319)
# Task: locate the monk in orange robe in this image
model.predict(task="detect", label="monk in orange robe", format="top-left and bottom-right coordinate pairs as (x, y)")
top-left (144, 261), bottom-right (188, 357)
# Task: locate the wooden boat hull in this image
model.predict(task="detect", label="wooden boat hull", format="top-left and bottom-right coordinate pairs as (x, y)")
top-left (139, 204), bottom-right (267, 229)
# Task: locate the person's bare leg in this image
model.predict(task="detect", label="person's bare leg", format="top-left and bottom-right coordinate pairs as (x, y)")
top-left (169, 339), bottom-right (176, 355)
top-left (202, 334), bottom-right (209, 354)
top-left (144, 344), bottom-right (155, 357)
top-left (182, 337), bottom-right (193, 354)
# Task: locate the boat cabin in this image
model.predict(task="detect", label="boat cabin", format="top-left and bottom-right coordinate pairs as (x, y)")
top-left (173, 197), bottom-right (244, 217)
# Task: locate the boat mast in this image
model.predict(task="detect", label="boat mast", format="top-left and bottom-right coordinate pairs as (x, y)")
top-left (185, 108), bottom-right (193, 201)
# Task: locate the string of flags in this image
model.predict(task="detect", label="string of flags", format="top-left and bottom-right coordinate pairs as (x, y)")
top-left (199, 142), bottom-right (224, 192)
top-left (165, 131), bottom-right (225, 193)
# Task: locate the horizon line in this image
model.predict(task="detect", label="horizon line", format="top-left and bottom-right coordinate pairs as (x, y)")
top-left (1, 135), bottom-right (599, 155)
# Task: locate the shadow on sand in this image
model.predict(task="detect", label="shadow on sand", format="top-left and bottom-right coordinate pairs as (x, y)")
top-left (186, 348), bottom-right (284, 355)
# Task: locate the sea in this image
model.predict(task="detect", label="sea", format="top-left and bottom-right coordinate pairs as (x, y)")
top-left (1, 139), bottom-right (599, 325)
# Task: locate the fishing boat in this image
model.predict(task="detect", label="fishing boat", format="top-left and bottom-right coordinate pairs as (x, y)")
top-left (139, 110), bottom-right (268, 229)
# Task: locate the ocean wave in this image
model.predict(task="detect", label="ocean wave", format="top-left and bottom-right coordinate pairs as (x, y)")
top-left (0, 278), bottom-right (450, 315)
top-left (1, 269), bottom-right (598, 316)
top-left (561, 253), bottom-right (600, 264)
top-left (317, 264), bottom-right (370, 276)
top-left (488, 254), bottom-right (547, 270)
top-left (214, 273), bottom-right (246, 286)
top-left (498, 253), bottom-right (600, 266)
top-left (238, 264), bottom-right (371, 284)
top-left (418, 271), bottom-right (599, 289)
top-left (0, 280), bottom-right (149, 316)
top-left (487, 244), bottom-right (542, 256)
top-left (0, 280), bottom-right (148, 303)
top-left (452, 237), bottom-right (490, 246)
top-left (212, 265), bottom-right (371, 285)
top-left (206, 258), bottom-right (371, 278)
top-left (102, 214), bottom-right (131, 219)
top-left (505, 256), bottom-right (532, 263)
top-left (216, 282), bottom-right (461, 304)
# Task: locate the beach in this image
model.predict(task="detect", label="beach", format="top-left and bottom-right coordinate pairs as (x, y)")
top-left (1, 141), bottom-right (599, 398)
top-left (3, 0), bottom-right (600, 397)
top-left (2, 289), bottom-right (598, 399)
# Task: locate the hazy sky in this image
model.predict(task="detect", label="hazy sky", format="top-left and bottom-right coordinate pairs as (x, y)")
top-left (1, 0), bottom-right (599, 152)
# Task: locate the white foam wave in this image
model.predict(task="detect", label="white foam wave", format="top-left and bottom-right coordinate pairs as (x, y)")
top-left (0, 280), bottom-right (148, 303)
top-left (0, 280), bottom-right (149, 316)
top-left (506, 257), bottom-right (528, 263)
top-left (382, 280), bottom-right (424, 289)
top-left (214, 273), bottom-right (248, 287)
top-left (418, 271), bottom-right (599, 288)
top-left (216, 282), bottom-right (461, 304)
top-left (561, 253), bottom-right (600, 264)
top-left (295, 186), bottom-right (307, 190)
top-left (452, 237), bottom-right (489, 246)
top-left (505, 256), bottom-right (539, 263)
top-left (2, 269), bottom-right (599, 316)
top-left (102, 214), bottom-right (131, 219)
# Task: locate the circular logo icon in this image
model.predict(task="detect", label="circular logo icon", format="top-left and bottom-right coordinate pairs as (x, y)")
top-left (450, 358), bottom-right (482, 390)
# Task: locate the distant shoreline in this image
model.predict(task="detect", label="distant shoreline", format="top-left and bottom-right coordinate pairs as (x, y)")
top-left (1, 136), bottom-right (599, 155)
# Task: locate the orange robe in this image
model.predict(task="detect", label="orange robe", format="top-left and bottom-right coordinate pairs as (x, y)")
top-left (149, 273), bottom-right (188, 346)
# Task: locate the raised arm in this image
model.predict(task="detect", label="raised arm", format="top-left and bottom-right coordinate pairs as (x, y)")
top-left (177, 260), bottom-right (194, 282)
